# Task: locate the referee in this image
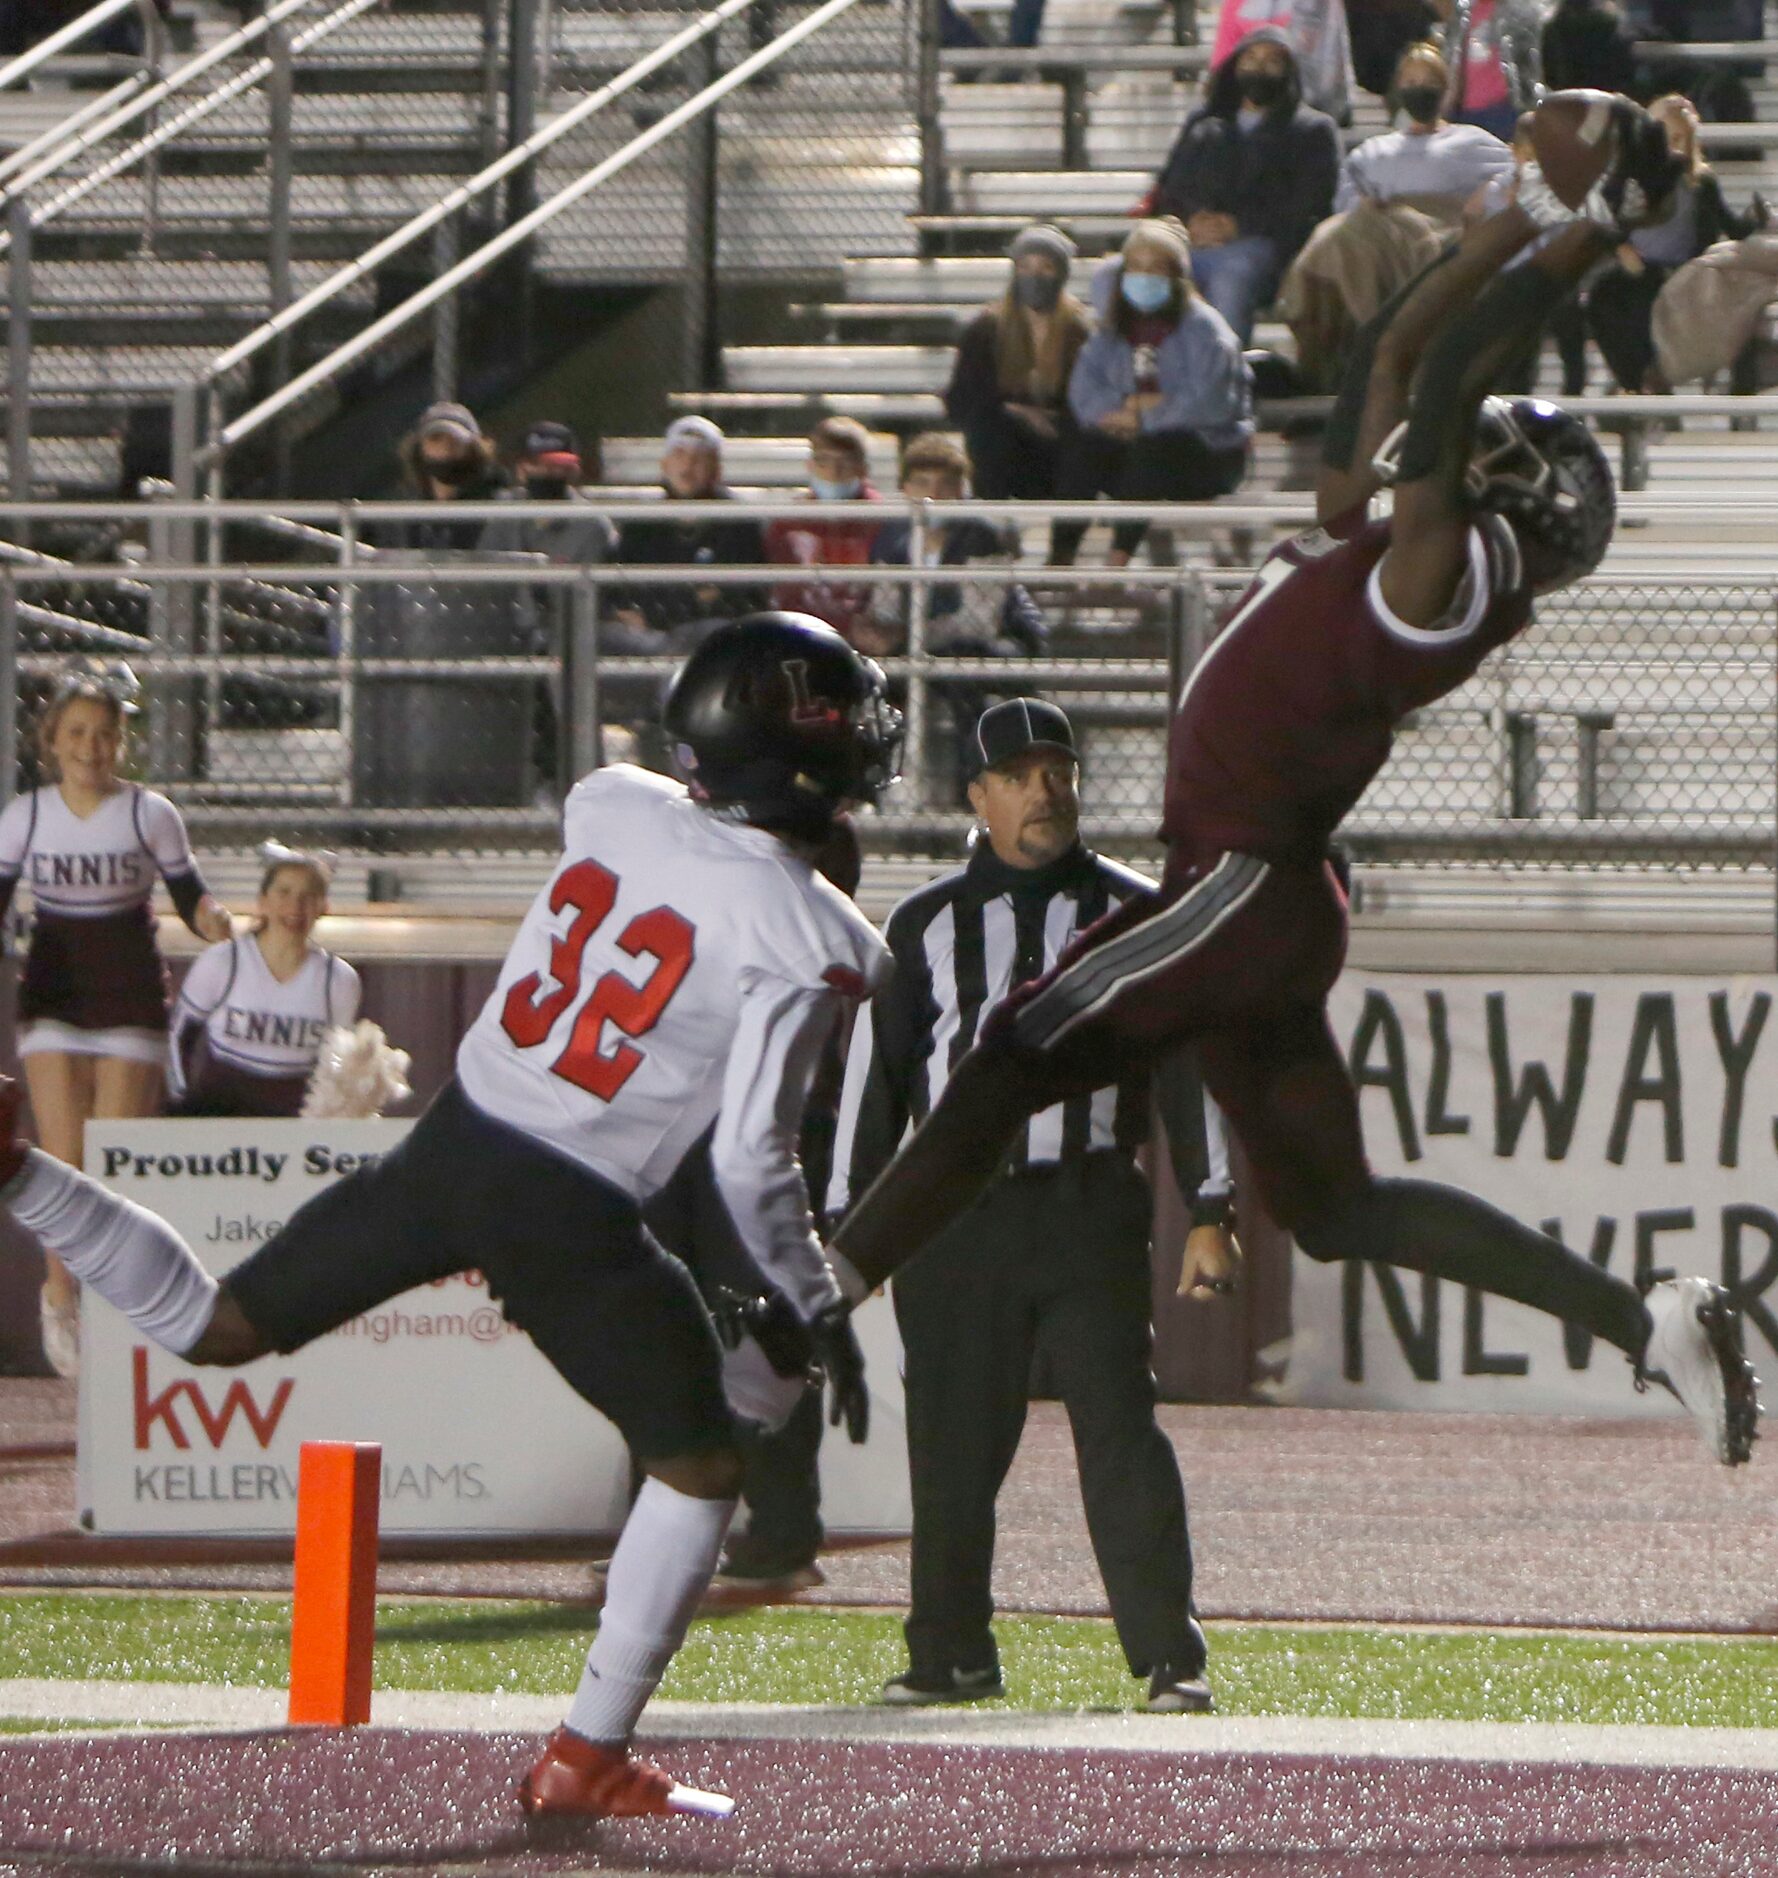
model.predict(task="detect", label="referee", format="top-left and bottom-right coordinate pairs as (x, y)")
top-left (830, 699), bottom-right (1230, 1713)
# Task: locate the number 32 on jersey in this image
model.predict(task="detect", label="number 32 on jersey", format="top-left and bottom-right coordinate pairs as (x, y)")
top-left (499, 859), bottom-right (695, 1101)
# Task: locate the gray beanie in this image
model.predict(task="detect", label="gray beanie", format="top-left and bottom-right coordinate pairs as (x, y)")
top-left (1009, 223), bottom-right (1077, 280)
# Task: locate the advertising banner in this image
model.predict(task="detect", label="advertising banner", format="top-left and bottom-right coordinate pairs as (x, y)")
top-left (1281, 974), bottom-right (1778, 1416)
top-left (78, 1120), bottom-right (910, 1537)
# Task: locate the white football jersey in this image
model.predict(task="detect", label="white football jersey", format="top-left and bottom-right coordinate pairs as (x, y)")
top-left (0, 784), bottom-right (197, 918)
top-left (457, 766), bottom-right (889, 1316)
top-left (168, 936), bottom-right (362, 1098)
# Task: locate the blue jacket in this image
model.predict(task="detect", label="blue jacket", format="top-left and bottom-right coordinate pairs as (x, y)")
top-left (1067, 259), bottom-right (1254, 453)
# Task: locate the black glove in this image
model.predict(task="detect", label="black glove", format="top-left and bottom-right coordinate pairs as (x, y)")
top-left (1602, 98), bottom-right (1687, 234)
top-left (809, 1302), bottom-right (870, 1445)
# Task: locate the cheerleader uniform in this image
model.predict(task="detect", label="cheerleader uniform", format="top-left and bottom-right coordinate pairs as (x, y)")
top-left (169, 934), bottom-right (362, 1117)
top-left (0, 784), bottom-right (214, 1066)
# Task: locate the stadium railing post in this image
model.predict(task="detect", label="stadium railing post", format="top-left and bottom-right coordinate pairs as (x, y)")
top-left (7, 196), bottom-right (32, 520)
top-left (288, 1440), bottom-right (383, 1727)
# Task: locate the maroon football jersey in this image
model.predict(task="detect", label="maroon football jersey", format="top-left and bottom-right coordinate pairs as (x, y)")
top-left (1163, 510), bottom-right (1533, 863)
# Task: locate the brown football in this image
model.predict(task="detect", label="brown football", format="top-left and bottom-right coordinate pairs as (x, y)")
top-left (1530, 90), bottom-right (1621, 210)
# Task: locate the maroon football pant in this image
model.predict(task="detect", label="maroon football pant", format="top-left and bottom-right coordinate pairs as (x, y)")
top-left (832, 851), bottom-right (1651, 1360)
top-left (834, 852), bottom-right (1369, 1289)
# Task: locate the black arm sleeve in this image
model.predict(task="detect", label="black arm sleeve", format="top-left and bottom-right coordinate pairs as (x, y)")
top-left (1152, 1044), bottom-right (1211, 1206)
top-left (1391, 259), bottom-right (1572, 489)
top-left (1321, 243), bottom-right (1460, 473)
top-left (165, 869), bottom-right (210, 933)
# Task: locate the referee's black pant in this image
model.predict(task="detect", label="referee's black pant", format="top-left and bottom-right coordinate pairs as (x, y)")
top-left (891, 1151), bottom-right (1202, 1681)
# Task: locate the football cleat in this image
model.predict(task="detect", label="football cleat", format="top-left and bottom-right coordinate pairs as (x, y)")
top-left (519, 1727), bottom-right (734, 1820)
top-left (879, 1664), bottom-right (1005, 1706)
top-left (1639, 1278), bottom-right (1761, 1467)
top-left (39, 1286), bottom-right (79, 1379)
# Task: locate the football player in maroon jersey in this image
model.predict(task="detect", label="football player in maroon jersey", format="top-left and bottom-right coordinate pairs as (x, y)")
top-left (826, 105), bottom-right (1762, 1467)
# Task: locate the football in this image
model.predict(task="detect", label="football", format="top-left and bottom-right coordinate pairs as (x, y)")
top-left (1530, 89), bottom-right (1622, 210)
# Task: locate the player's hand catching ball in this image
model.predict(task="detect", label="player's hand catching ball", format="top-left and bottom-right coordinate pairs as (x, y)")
top-left (810, 1302), bottom-right (870, 1444)
top-left (1178, 1222), bottom-right (1242, 1301)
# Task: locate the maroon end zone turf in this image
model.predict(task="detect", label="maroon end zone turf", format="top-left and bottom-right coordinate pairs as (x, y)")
top-left (1, 1729), bottom-right (1776, 1876)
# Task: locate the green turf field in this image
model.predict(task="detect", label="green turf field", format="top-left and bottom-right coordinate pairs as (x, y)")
top-left (2, 1595), bottom-right (1776, 1729)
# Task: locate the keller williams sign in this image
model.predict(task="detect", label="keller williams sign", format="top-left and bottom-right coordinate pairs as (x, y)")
top-left (77, 1119), bottom-right (909, 1537)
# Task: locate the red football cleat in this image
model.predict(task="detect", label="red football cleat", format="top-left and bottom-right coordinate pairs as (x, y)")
top-left (518, 1727), bottom-right (734, 1821)
top-left (0, 1077), bottom-right (26, 1187)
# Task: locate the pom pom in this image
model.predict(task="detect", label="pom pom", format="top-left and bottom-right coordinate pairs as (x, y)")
top-left (301, 1021), bottom-right (412, 1120)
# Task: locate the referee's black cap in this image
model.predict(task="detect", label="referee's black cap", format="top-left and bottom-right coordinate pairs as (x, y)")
top-left (970, 698), bottom-right (1077, 776)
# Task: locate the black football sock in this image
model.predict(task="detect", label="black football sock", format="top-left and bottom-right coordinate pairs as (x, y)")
top-left (1297, 1176), bottom-right (1652, 1358)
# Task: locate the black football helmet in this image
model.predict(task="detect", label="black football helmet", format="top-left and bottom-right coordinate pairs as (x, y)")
top-left (661, 613), bottom-right (903, 837)
top-left (1464, 397), bottom-right (1615, 595)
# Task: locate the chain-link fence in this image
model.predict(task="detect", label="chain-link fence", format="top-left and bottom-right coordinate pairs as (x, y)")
top-left (1201, 569), bottom-right (1778, 868)
top-left (3, 500), bottom-right (1777, 879)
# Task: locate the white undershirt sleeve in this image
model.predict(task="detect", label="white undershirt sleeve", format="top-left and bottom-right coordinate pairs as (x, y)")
top-left (329, 956), bottom-right (363, 1029)
top-left (710, 972), bottom-right (846, 1321)
top-left (138, 789), bottom-right (198, 880)
top-left (166, 942), bottom-right (234, 1103)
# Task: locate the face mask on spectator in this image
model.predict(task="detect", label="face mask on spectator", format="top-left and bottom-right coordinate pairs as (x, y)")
top-left (1396, 85), bottom-right (1443, 125)
top-left (1014, 273), bottom-right (1062, 313)
top-left (811, 474), bottom-right (863, 500)
top-left (423, 453), bottom-right (479, 487)
top-left (523, 474), bottom-right (573, 498)
top-left (1237, 71), bottom-right (1285, 109)
top-left (1120, 271), bottom-right (1173, 314)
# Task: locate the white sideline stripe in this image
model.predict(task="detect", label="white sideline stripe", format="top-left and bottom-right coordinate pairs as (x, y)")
top-left (5, 1679), bottom-right (1778, 1773)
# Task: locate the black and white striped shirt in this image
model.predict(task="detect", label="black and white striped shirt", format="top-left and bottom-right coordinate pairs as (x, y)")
top-left (829, 841), bottom-right (1161, 1215)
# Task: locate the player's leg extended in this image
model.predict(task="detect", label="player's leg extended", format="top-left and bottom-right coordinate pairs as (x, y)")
top-left (1204, 1008), bottom-right (1651, 1351)
top-left (826, 875), bottom-right (1201, 1292)
top-left (1207, 1013), bottom-right (1759, 1462)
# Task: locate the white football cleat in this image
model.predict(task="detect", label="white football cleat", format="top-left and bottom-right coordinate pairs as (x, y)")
top-left (39, 1285), bottom-right (79, 1379)
top-left (1640, 1278), bottom-right (1760, 1467)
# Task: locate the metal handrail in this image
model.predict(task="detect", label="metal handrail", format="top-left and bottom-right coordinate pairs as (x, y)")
top-left (0, 0), bottom-right (384, 237)
top-left (0, 0), bottom-right (161, 93)
top-left (201, 0), bottom-right (759, 396)
top-left (197, 0), bottom-right (872, 480)
top-left (0, 0), bottom-right (362, 217)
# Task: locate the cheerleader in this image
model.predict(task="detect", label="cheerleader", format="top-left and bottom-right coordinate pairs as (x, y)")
top-left (169, 845), bottom-right (361, 1119)
top-left (0, 668), bottom-right (233, 1374)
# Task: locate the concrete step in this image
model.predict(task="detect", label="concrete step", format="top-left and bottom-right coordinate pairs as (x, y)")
top-left (723, 342), bottom-right (954, 393)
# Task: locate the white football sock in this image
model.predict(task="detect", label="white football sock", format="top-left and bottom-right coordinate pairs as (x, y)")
top-left (566, 1477), bottom-right (734, 1747)
top-left (4, 1148), bottom-right (218, 1356)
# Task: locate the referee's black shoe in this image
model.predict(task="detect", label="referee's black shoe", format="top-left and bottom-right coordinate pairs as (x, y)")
top-left (880, 1664), bottom-right (1005, 1706)
top-left (1145, 1664), bottom-right (1215, 1714)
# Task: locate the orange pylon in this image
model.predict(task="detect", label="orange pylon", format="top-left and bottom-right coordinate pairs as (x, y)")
top-left (287, 1440), bottom-right (381, 1726)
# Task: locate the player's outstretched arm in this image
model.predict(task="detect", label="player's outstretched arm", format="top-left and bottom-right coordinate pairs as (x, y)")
top-left (1316, 207), bottom-right (1544, 525)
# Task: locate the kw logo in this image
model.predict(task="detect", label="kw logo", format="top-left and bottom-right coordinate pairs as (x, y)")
top-left (132, 1347), bottom-right (295, 1451)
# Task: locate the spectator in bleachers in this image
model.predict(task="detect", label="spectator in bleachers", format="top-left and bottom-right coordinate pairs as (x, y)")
top-left (1586, 92), bottom-right (1768, 391)
top-left (943, 225), bottom-right (1091, 554)
top-left (762, 416), bottom-right (886, 643)
top-left (1433, 0), bottom-right (1543, 142)
top-left (387, 401), bottom-right (510, 551)
top-left (1149, 30), bottom-right (1342, 344)
top-left (861, 433), bottom-right (1045, 660)
top-left (1335, 43), bottom-right (1514, 223)
top-left (485, 420), bottom-right (616, 566)
top-left (606, 416), bottom-right (769, 642)
top-left (1540, 0), bottom-right (1639, 97)
top-left (1054, 221), bottom-right (1253, 569)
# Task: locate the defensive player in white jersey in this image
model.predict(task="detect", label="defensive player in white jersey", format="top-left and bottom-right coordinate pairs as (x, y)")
top-left (0, 668), bottom-right (233, 1374)
top-left (168, 845), bottom-right (363, 1118)
top-left (0, 615), bottom-right (901, 1821)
